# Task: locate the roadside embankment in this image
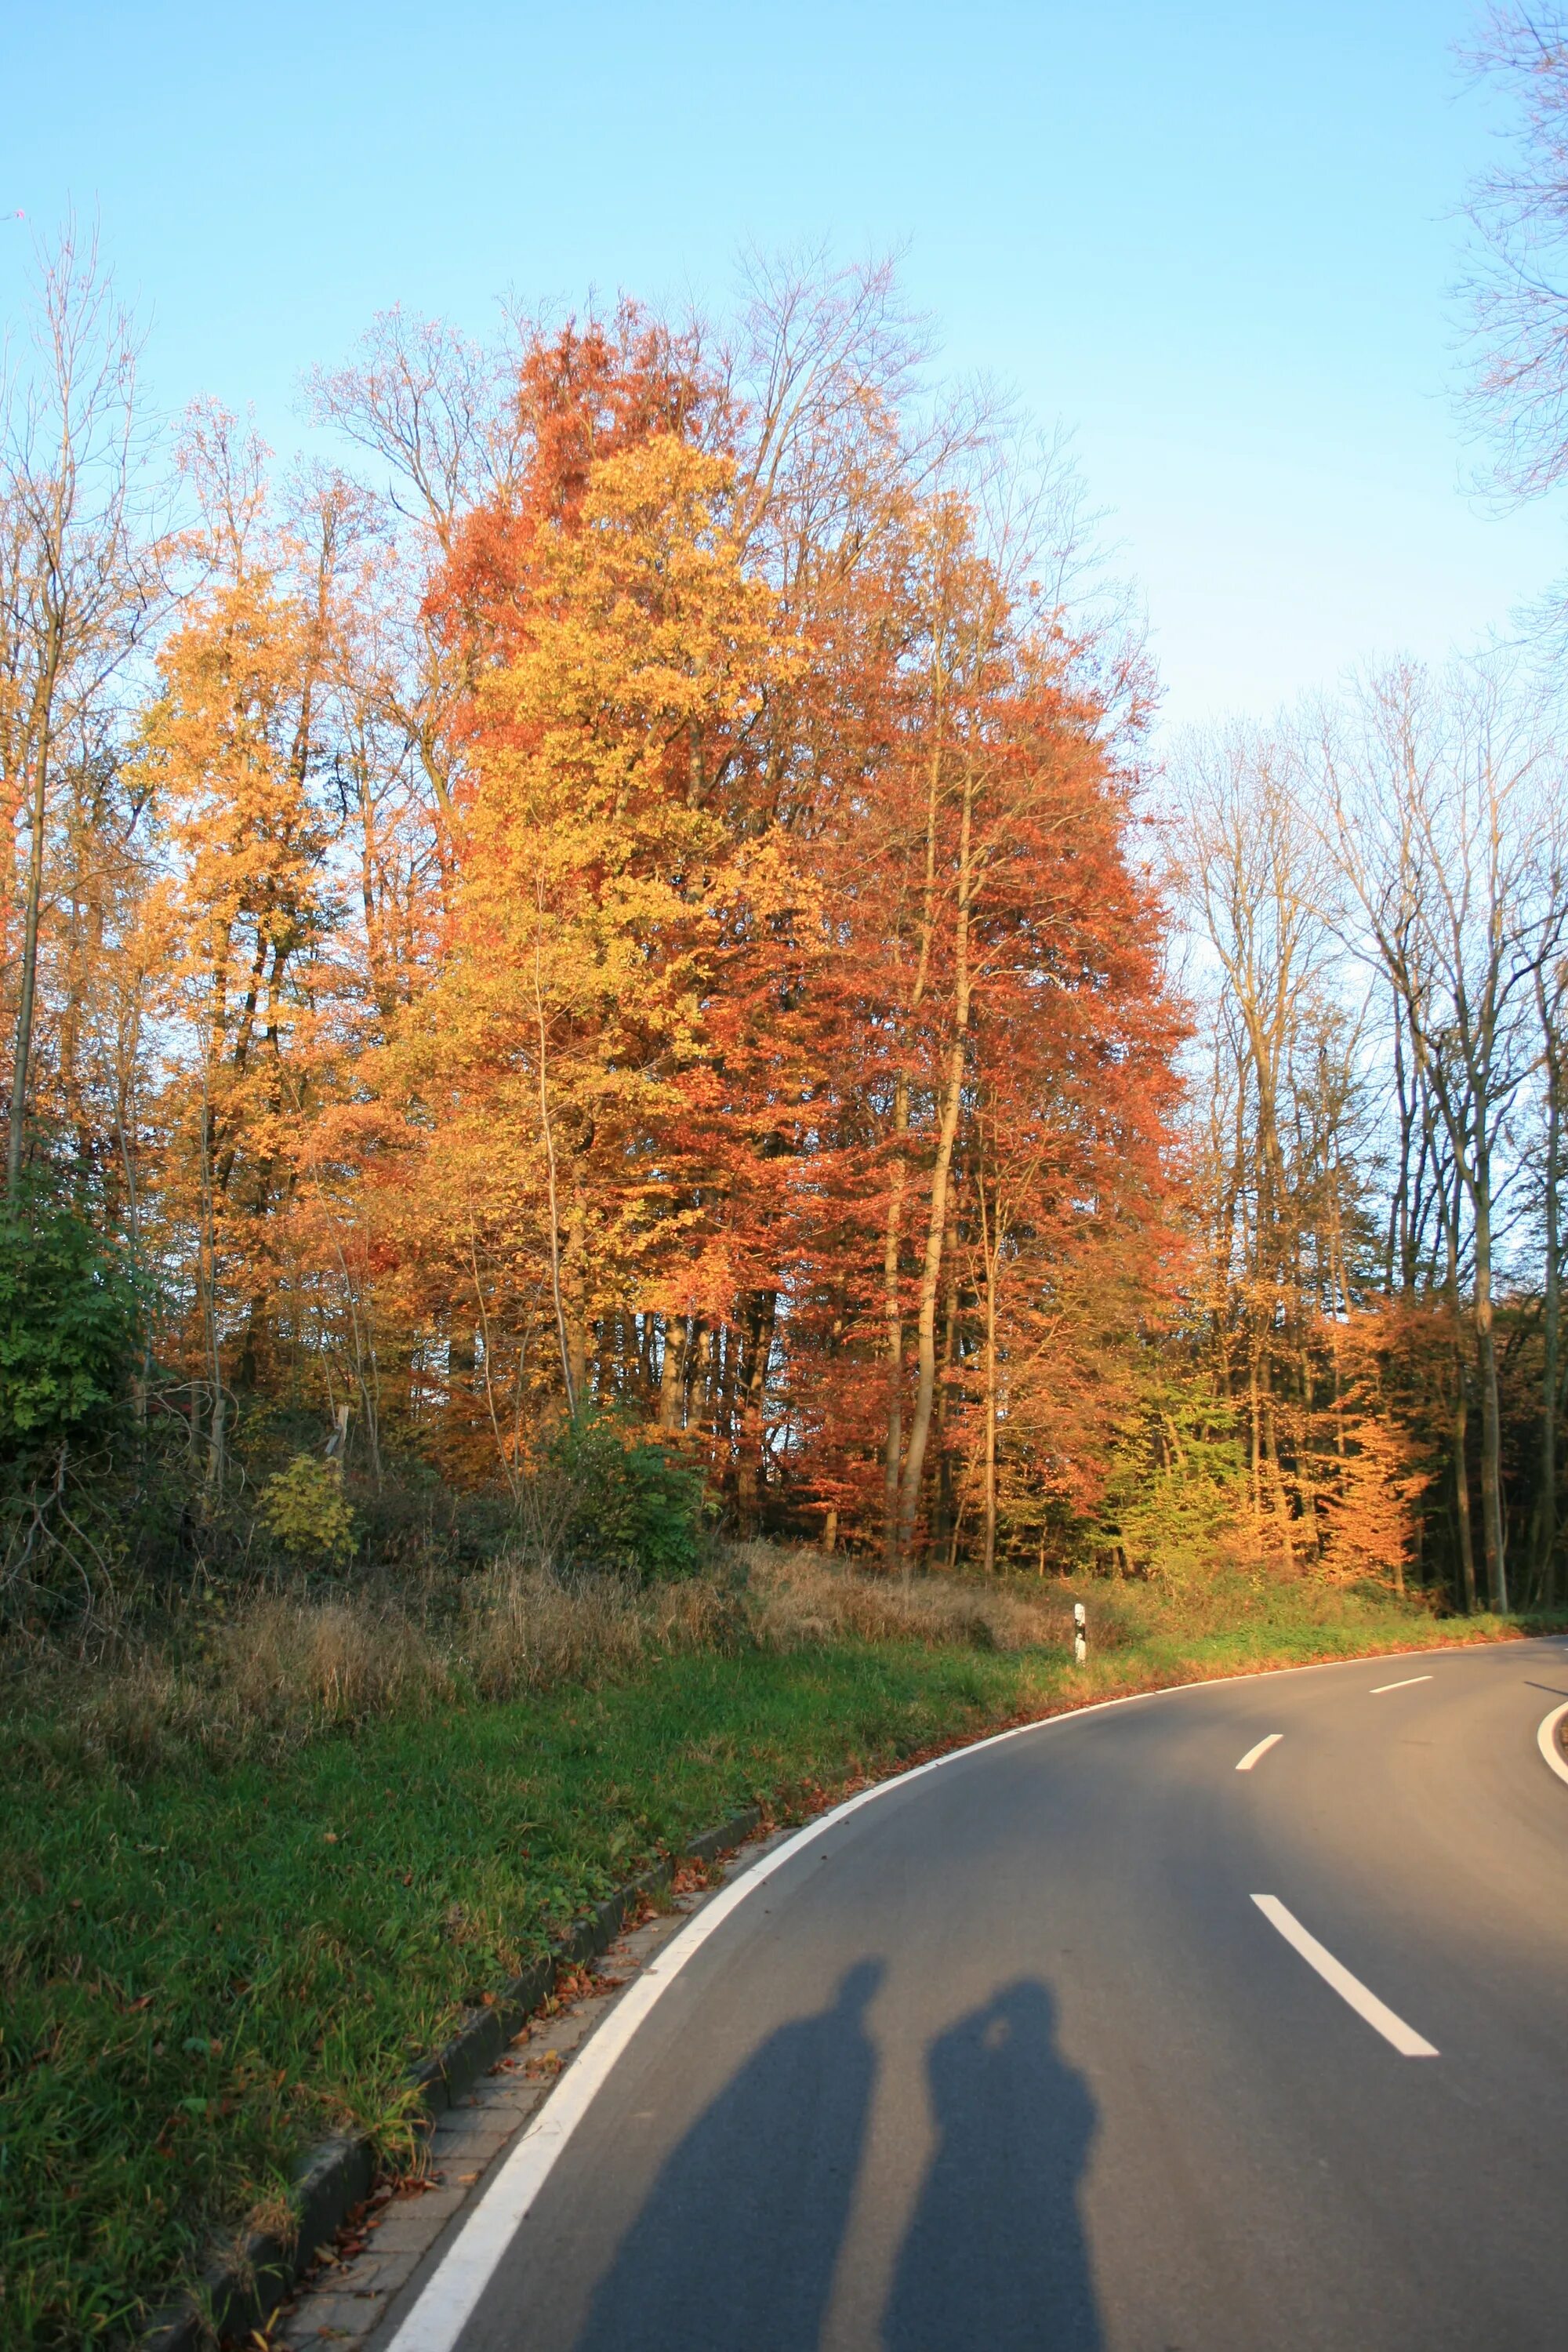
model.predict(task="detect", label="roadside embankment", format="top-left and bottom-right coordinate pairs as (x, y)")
top-left (0, 1548), bottom-right (1524, 2349)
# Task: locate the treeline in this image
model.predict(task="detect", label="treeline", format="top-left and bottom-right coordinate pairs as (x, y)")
top-left (1154, 0), bottom-right (1568, 1620)
top-left (1, 234), bottom-right (1184, 1617)
top-left (1174, 672), bottom-right (1566, 1614)
top-left (3, 225), bottom-right (1566, 1621)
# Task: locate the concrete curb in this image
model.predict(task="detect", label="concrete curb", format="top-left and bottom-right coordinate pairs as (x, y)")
top-left (1536, 1698), bottom-right (1568, 1788)
top-left (135, 1806), bottom-right (762, 2352)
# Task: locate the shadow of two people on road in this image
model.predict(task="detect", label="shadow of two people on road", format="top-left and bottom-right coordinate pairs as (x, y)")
top-left (575, 1961), bottom-right (1100, 2350)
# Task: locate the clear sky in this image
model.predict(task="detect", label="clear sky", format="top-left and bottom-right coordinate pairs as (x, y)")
top-left (4, 2), bottom-right (1560, 731)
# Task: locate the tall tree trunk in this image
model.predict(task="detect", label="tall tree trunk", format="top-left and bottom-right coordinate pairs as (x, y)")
top-left (1471, 1150), bottom-right (1509, 1611)
top-left (716, 1323), bottom-right (739, 1478)
top-left (532, 904), bottom-right (577, 1416)
top-left (198, 1073), bottom-right (225, 1514)
top-left (882, 731), bottom-right (945, 1565)
top-left (1453, 1370), bottom-right (1478, 1613)
top-left (563, 1193), bottom-right (589, 1413)
top-left (735, 1291), bottom-right (775, 1535)
top-left (1445, 1210), bottom-right (1479, 1613)
top-left (979, 1178), bottom-right (999, 1574)
top-left (882, 1075), bottom-right (908, 1566)
top-left (933, 1250), bottom-right (960, 1559)
top-left (896, 761), bottom-right (975, 1560)
top-left (1386, 1003), bottom-right (1422, 1299)
top-left (1534, 969), bottom-right (1563, 1603)
top-left (6, 694), bottom-right (56, 1200)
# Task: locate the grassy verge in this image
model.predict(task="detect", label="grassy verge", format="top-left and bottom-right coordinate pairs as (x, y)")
top-left (0, 1561), bottom-right (1518, 2348)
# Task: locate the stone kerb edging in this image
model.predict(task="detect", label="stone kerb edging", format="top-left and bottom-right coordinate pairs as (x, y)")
top-left (136, 1806), bottom-right (764, 2352)
top-left (1537, 1698), bottom-right (1568, 1787)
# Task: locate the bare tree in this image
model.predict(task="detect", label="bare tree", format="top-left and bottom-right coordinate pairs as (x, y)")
top-left (1171, 722), bottom-right (1344, 1558)
top-left (1529, 943), bottom-right (1567, 1595)
top-left (1, 218), bottom-right (156, 1200)
top-left (306, 305), bottom-right (529, 552)
top-left (1459, 8), bottom-right (1568, 503)
top-left (1315, 659), bottom-right (1566, 1612)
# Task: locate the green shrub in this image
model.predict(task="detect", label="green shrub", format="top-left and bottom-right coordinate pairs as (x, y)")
top-left (1094, 1374), bottom-right (1247, 1583)
top-left (0, 1196), bottom-right (140, 1473)
top-left (550, 1413), bottom-right (708, 1581)
top-left (260, 1454), bottom-right (358, 1564)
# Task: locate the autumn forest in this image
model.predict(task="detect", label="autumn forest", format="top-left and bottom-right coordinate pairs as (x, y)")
top-left (4, 231), bottom-right (1566, 1628)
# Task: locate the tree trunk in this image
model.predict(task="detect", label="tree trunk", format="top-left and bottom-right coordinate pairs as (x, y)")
top-left (6, 703), bottom-right (54, 1200)
top-left (658, 1313), bottom-right (689, 1432)
top-left (1534, 971), bottom-right (1563, 1603)
top-left (689, 1319), bottom-right (711, 1429)
top-left (982, 1269), bottom-right (998, 1576)
top-left (716, 1323), bottom-right (739, 1479)
top-left (563, 1193), bottom-right (589, 1413)
top-left (198, 1080), bottom-right (226, 1514)
top-left (1446, 1209), bottom-right (1479, 1613)
top-left (1453, 1371), bottom-right (1478, 1613)
top-left (932, 1253), bottom-right (960, 1560)
top-left (896, 763), bottom-right (975, 1561)
top-left (1471, 1156), bottom-right (1509, 1611)
top-left (735, 1291), bottom-right (775, 1535)
top-left (882, 1076), bottom-right (908, 1566)
top-left (978, 1174), bottom-right (1000, 1574)
top-left (883, 726), bottom-right (946, 1567)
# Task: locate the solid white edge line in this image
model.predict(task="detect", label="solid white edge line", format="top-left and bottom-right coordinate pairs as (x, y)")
top-left (384, 1726), bottom-right (1051, 2352)
top-left (1250, 1895), bottom-right (1439, 2056)
top-left (386, 1635), bottom-right (1550, 2351)
top-left (1235, 1733), bottom-right (1283, 1771)
top-left (1371, 1675), bottom-right (1433, 1693)
top-left (1537, 1700), bottom-right (1568, 1788)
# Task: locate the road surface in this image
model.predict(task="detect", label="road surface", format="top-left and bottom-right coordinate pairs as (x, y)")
top-left (384, 1638), bottom-right (1568, 2351)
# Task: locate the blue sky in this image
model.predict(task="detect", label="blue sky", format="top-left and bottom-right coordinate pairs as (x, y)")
top-left (5, 2), bottom-right (1559, 728)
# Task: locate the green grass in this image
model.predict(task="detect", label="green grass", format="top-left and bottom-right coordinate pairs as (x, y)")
top-left (0, 1580), bottom-right (1515, 2348)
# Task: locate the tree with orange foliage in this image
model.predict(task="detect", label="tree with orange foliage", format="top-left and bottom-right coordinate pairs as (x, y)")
top-left (411, 430), bottom-right (790, 1447)
top-left (1315, 1313), bottom-right (1432, 1592)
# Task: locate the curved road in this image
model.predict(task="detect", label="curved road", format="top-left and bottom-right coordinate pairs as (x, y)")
top-left (384, 1639), bottom-right (1568, 2351)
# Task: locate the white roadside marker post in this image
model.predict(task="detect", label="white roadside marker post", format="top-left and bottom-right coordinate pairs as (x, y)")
top-left (1073, 1600), bottom-right (1087, 1666)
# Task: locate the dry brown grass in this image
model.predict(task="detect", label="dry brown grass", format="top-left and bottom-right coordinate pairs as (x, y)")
top-left (18, 1544), bottom-right (1098, 1777)
top-left (739, 1543), bottom-right (1105, 1652)
top-left (29, 1601), bottom-right (452, 1773)
top-left (220, 1596), bottom-right (452, 1725)
top-left (461, 1562), bottom-right (739, 1699)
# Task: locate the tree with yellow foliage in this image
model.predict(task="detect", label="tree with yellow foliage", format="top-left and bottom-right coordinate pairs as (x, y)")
top-left (132, 416), bottom-right (348, 1500)
top-left (412, 432), bottom-right (791, 1438)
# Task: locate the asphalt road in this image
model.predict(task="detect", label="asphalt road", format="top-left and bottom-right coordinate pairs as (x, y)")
top-left (387, 1639), bottom-right (1568, 2352)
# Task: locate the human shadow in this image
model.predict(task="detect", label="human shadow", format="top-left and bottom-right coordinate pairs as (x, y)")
top-left (884, 1980), bottom-right (1100, 2352)
top-left (574, 1957), bottom-right (884, 2352)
